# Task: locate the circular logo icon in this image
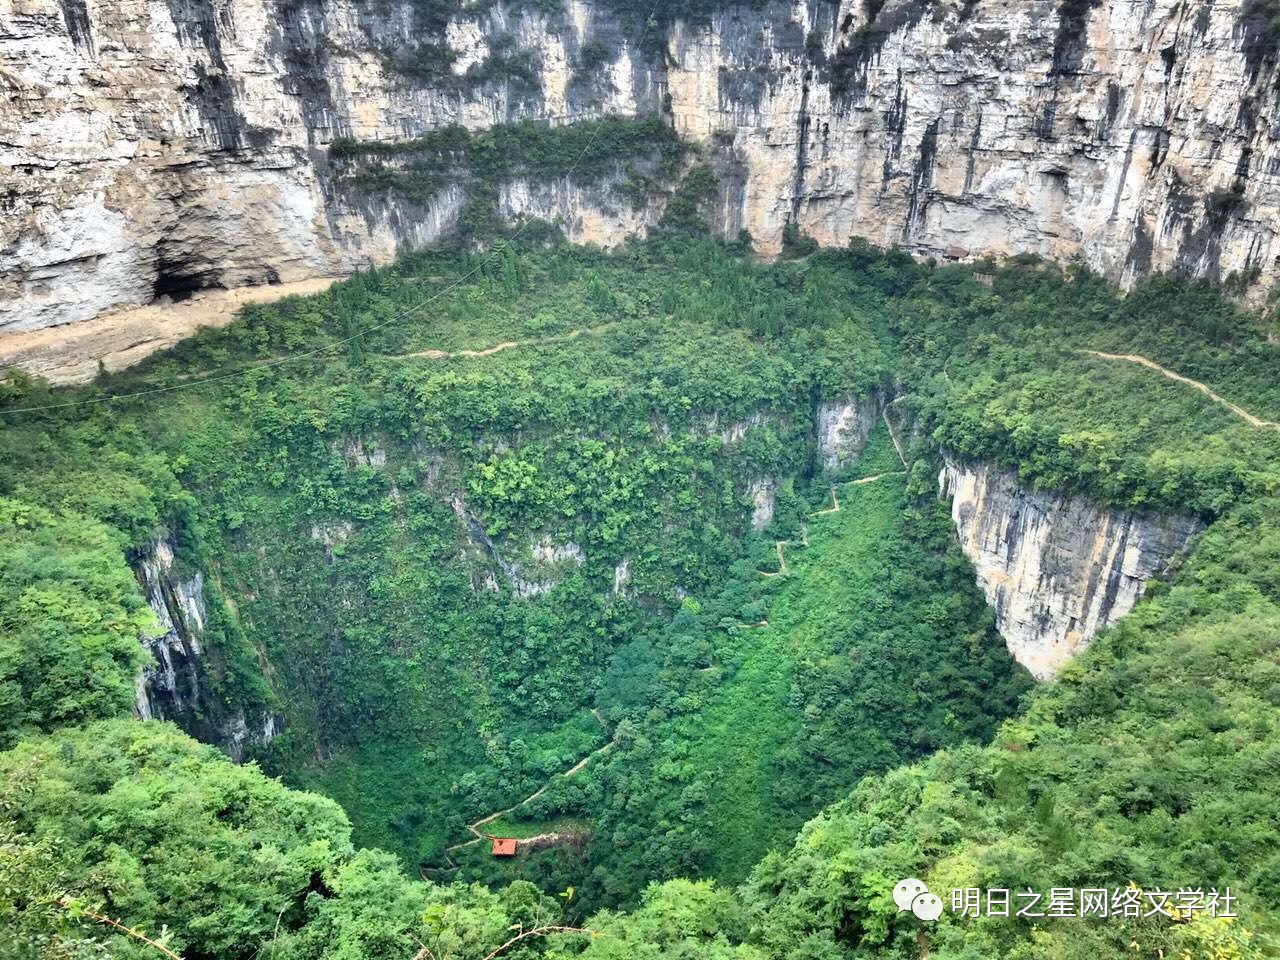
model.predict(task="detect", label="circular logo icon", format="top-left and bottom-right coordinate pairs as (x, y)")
top-left (911, 891), bottom-right (944, 922)
top-left (893, 878), bottom-right (928, 913)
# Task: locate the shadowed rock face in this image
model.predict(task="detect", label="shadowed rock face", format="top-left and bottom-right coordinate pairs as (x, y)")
top-left (4, 0), bottom-right (1279, 367)
top-left (939, 458), bottom-right (1203, 679)
top-left (132, 537), bottom-right (278, 759)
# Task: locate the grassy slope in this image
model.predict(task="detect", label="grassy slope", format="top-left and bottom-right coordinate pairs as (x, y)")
top-left (693, 471), bottom-right (907, 878)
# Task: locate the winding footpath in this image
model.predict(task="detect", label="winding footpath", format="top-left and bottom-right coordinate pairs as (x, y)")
top-left (1080, 350), bottom-right (1279, 430)
top-left (430, 709), bottom-right (614, 870)
top-left (755, 471), bottom-right (905, 578)
top-left (391, 324), bottom-right (613, 362)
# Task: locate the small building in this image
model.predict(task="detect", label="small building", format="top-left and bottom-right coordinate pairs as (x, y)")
top-left (491, 837), bottom-right (518, 857)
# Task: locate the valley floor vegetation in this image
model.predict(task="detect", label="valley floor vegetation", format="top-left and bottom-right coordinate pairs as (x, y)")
top-left (3, 223), bottom-right (1279, 960)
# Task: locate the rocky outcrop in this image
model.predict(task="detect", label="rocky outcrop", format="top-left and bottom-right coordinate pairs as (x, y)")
top-left (134, 537), bottom-right (207, 723)
top-left (747, 475), bottom-right (776, 530)
top-left (5, 0), bottom-right (1280, 376)
top-left (939, 458), bottom-right (1203, 679)
top-left (451, 492), bottom-right (586, 597)
top-left (816, 394), bottom-right (882, 471)
top-left (132, 536), bottom-right (277, 759)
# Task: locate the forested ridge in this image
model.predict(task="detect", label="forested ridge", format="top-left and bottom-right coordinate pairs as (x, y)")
top-left (3, 228), bottom-right (1280, 960)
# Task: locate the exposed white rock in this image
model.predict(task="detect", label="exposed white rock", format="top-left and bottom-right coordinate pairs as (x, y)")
top-left (499, 177), bottom-right (655, 247)
top-left (939, 458), bottom-right (1203, 679)
top-left (220, 711), bottom-right (281, 763)
top-left (531, 537), bottom-right (586, 565)
top-left (132, 536), bottom-right (279, 756)
top-left (716, 410), bottom-right (772, 444)
top-left (310, 520), bottom-right (355, 561)
top-left (343, 438), bottom-right (387, 467)
top-left (310, 520), bottom-right (354, 545)
top-left (134, 537), bottom-right (205, 722)
top-left (611, 555), bottom-right (632, 597)
top-left (816, 394), bottom-right (882, 471)
top-left (748, 475), bottom-right (776, 530)
top-left (509, 537), bottom-right (585, 596)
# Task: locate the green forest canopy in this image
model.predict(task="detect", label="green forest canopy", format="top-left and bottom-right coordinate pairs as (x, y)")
top-left (3, 231), bottom-right (1280, 959)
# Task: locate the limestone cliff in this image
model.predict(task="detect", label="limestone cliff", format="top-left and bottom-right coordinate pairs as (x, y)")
top-left (939, 457), bottom-right (1203, 679)
top-left (5, 0), bottom-right (1280, 373)
top-left (132, 536), bottom-right (277, 758)
top-left (816, 393), bottom-right (884, 471)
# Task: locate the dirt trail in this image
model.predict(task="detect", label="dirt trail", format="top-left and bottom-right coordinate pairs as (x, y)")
top-left (852, 471), bottom-right (905, 485)
top-left (757, 473), bottom-right (903, 578)
top-left (811, 486), bottom-right (841, 516)
top-left (392, 324), bottom-right (612, 362)
top-left (404, 341), bottom-right (520, 360)
top-left (882, 409), bottom-right (908, 465)
top-left (443, 713), bottom-right (614, 855)
top-left (758, 539), bottom-right (790, 577)
top-left (1081, 350), bottom-right (1279, 430)
top-left (0, 276), bottom-right (346, 386)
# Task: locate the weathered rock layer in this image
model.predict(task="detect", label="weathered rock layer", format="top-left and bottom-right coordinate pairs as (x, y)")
top-left (132, 536), bottom-right (277, 758)
top-left (940, 457), bottom-right (1203, 679)
top-left (4, 0), bottom-right (1280, 371)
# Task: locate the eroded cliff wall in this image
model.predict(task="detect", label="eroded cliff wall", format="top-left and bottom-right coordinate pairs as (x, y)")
top-left (5, 0), bottom-right (1279, 366)
top-left (940, 457), bottom-right (1202, 679)
top-left (133, 536), bottom-right (277, 758)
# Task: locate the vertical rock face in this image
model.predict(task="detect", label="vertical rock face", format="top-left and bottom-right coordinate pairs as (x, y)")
top-left (671, 0), bottom-right (1280, 290)
top-left (748, 475), bottom-right (776, 530)
top-left (939, 458), bottom-right (1203, 679)
top-left (0, 0), bottom-right (663, 339)
top-left (816, 393), bottom-right (882, 471)
top-left (132, 536), bottom-right (277, 759)
top-left (134, 538), bottom-right (207, 723)
top-left (5, 0), bottom-right (1280, 365)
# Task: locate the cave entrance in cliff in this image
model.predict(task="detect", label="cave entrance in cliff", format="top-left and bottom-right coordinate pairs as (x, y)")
top-left (153, 252), bottom-right (222, 303)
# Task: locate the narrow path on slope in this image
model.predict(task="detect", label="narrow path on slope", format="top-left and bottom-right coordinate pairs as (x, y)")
top-left (389, 324), bottom-right (613, 361)
top-left (173, 324), bottom-right (616, 384)
top-left (811, 486), bottom-right (841, 516)
top-left (882, 408), bottom-right (908, 465)
top-left (441, 710), bottom-right (614, 857)
top-left (756, 472), bottom-right (903, 577)
top-left (758, 538), bottom-right (790, 577)
top-left (851, 471), bottom-right (904, 485)
top-left (1080, 349), bottom-right (1280, 430)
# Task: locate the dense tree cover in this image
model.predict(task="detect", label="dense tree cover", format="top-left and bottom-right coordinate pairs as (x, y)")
top-left (1, 234), bottom-right (899, 878)
top-left (1, 720), bottom-right (583, 960)
top-left (458, 427), bottom-right (1030, 905)
top-left (723, 496), bottom-right (1280, 959)
top-left (0, 499), bottom-right (149, 747)
top-left (880, 249), bottom-right (1280, 514)
top-left (4, 228), bottom-right (1280, 958)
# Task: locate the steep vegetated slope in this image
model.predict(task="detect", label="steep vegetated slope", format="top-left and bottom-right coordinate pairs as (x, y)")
top-left (444, 426), bottom-right (1030, 904)
top-left (2, 232), bottom-right (905, 867)
top-left (3, 232), bottom-right (1280, 959)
